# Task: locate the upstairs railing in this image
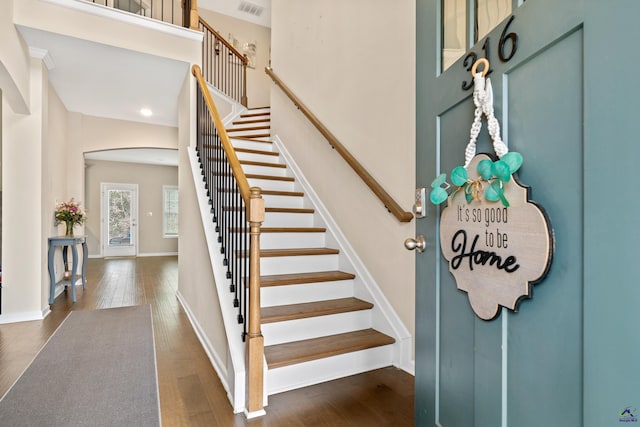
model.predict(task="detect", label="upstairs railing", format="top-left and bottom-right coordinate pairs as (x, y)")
top-left (198, 17), bottom-right (248, 107)
top-left (192, 64), bottom-right (264, 414)
top-left (84, 0), bottom-right (186, 26)
top-left (265, 67), bottom-right (414, 223)
top-left (86, 0), bottom-right (247, 106)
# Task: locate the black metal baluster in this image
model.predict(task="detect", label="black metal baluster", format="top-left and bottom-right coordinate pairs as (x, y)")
top-left (235, 183), bottom-right (242, 325)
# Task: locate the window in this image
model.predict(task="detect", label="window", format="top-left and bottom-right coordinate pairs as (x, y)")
top-left (441, 0), bottom-right (514, 72)
top-left (163, 186), bottom-right (178, 238)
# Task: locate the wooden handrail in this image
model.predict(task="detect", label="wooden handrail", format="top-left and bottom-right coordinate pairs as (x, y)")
top-left (192, 64), bottom-right (251, 205)
top-left (265, 68), bottom-right (413, 223)
top-left (199, 17), bottom-right (248, 65)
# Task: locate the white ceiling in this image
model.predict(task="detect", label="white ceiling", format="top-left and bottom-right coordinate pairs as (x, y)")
top-left (17, 25), bottom-right (189, 128)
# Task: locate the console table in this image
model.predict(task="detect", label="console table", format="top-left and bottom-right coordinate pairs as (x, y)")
top-left (47, 236), bottom-right (87, 304)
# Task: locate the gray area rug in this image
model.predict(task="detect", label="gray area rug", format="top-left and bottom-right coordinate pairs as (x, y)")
top-left (0, 305), bottom-right (161, 426)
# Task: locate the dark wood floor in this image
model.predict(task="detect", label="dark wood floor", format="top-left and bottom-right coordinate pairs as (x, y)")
top-left (0, 256), bottom-right (414, 426)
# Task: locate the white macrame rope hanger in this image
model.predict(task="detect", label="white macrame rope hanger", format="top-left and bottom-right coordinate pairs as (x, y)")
top-left (463, 58), bottom-right (509, 169)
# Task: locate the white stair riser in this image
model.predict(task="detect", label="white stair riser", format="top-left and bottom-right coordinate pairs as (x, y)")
top-left (261, 280), bottom-right (354, 307)
top-left (260, 232), bottom-right (325, 249)
top-left (242, 164), bottom-right (289, 177)
top-left (266, 345), bottom-right (394, 396)
top-left (261, 194), bottom-right (305, 209)
top-left (227, 231), bottom-right (323, 248)
top-left (262, 310), bottom-right (372, 346)
top-left (230, 139), bottom-right (274, 151)
top-left (246, 178), bottom-right (295, 193)
top-left (241, 109), bottom-right (270, 116)
top-left (260, 254), bottom-right (339, 276)
top-left (236, 152), bottom-right (281, 164)
top-left (261, 212), bottom-right (314, 228)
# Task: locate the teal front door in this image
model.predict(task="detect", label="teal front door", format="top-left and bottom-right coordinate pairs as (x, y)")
top-left (415, 0), bottom-right (640, 426)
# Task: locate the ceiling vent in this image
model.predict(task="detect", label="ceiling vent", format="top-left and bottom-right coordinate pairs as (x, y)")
top-left (238, 1), bottom-right (264, 17)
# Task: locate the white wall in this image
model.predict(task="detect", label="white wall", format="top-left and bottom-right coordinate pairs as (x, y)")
top-left (198, 8), bottom-right (271, 108)
top-left (0, 0), bottom-right (29, 114)
top-left (1, 57), bottom-right (51, 321)
top-left (177, 74), bottom-right (231, 378)
top-left (270, 0), bottom-right (416, 355)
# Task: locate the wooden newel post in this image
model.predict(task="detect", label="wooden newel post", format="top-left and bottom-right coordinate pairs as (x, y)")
top-left (241, 55), bottom-right (248, 107)
top-left (247, 187), bottom-right (264, 415)
top-left (189, 0), bottom-right (199, 31)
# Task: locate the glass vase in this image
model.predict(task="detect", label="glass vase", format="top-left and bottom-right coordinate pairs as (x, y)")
top-left (65, 221), bottom-right (74, 237)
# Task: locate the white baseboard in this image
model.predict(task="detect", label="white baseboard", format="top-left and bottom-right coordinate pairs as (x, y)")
top-left (0, 310), bottom-right (45, 324)
top-left (175, 290), bottom-right (230, 392)
top-left (402, 359), bottom-right (416, 376)
top-left (137, 252), bottom-right (178, 257)
top-left (88, 252), bottom-right (178, 259)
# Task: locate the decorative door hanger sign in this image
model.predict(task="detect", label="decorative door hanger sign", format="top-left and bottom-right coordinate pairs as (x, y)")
top-left (430, 59), bottom-right (554, 320)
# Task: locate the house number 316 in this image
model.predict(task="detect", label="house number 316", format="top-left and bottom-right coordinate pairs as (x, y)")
top-left (462, 15), bottom-right (519, 91)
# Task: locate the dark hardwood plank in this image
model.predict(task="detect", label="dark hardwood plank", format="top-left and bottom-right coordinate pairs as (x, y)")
top-left (0, 256), bottom-right (413, 426)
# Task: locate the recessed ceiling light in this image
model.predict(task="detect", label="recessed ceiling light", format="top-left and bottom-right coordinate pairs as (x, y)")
top-left (140, 108), bottom-right (153, 117)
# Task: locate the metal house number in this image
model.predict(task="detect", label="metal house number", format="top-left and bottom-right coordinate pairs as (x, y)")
top-left (462, 15), bottom-right (519, 90)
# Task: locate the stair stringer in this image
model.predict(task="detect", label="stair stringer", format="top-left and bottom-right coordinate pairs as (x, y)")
top-left (184, 145), bottom-right (249, 414)
top-left (271, 134), bottom-right (414, 374)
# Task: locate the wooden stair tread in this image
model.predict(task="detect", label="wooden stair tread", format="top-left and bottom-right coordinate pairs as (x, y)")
top-left (240, 160), bottom-right (287, 168)
top-left (207, 157), bottom-right (285, 169)
top-left (235, 133), bottom-right (271, 139)
top-left (261, 190), bottom-right (304, 197)
top-left (261, 226), bottom-right (325, 232)
top-left (259, 247), bottom-right (339, 257)
top-left (246, 173), bottom-right (295, 182)
top-left (266, 207), bottom-right (314, 214)
top-left (265, 329), bottom-right (395, 369)
top-left (261, 297), bottom-right (373, 324)
top-left (229, 136), bottom-right (272, 144)
top-left (235, 147), bottom-right (279, 157)
top-left (226, 125), bottom-right (271, 132)
top-left (239, 113), bottom-right (270, 119)
top-left (233, 118), bottom-right (270, 125)
top-left (260, 270), bottom-right (355, 287)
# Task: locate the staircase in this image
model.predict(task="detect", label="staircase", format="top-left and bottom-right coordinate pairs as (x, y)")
top-left (225, 107), bottom-right (397, 395)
